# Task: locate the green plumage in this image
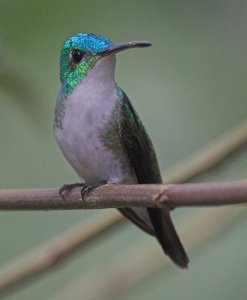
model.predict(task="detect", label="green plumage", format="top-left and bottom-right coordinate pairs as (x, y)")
top-left (55, 32), bottom-right (189, 268)
top-left (112, 91), bottom-right (189, 267)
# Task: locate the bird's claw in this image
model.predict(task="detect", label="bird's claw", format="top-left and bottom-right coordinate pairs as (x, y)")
top-left (59, 180), bottom-right (108, 201)
top-left (80, 180), bottom-right (108, 200)
top-left (59, 183), bottom-right (84, 201)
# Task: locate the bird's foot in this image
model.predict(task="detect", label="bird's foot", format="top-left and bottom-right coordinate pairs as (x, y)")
top-left (59, 183), bottom-right (84, 201)
top-left (81, 180), bottom-right (108, 200)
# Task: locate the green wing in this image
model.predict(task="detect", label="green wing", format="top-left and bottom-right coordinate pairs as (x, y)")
top-left (116, 91), bottom-right (189, 268)
top-left (117, 91), bottom-right (162, 184)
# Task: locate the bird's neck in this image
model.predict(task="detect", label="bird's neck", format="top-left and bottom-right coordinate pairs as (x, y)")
top-left (55, 56), bottom-right (121, 128)
top-left (56, 56), bottom-right (116, 114)
top-left (73, 55), bottom-right (117, 101)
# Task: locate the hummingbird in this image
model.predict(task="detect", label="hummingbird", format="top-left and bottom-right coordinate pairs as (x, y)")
top-left (54, 33), bottom-right (189, 268)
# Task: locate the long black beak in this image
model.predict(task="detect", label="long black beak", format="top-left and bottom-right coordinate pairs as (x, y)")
top-left (98, 41), bottom-right (152, 56)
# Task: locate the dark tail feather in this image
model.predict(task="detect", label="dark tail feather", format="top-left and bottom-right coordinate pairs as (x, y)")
top-left (148, 208), bottom-right (189, 269)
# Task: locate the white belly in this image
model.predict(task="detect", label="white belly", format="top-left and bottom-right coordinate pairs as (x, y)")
top-left (54, 79), bottom-right (136, 184)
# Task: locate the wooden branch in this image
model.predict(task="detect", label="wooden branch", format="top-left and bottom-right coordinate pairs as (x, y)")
top-left (1, 119), bottom-right (247, 296)
top-left (0, 180), bottom-right (247, 210)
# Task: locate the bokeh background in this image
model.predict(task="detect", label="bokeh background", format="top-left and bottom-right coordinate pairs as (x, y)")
top-left (0, 0), bottom-right (247, 299)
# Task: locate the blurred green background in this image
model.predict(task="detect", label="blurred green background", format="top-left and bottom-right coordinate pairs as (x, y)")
top-left (0, 0), bottom-right (247, 299)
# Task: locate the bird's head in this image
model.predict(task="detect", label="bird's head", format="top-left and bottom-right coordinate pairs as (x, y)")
top-left (60, 33), bottom-right (151, 94)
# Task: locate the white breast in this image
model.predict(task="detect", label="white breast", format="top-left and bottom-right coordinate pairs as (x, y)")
top-left (55, 56), bottom-right (136, 184)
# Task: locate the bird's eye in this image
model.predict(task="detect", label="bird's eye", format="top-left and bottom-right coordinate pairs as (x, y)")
top-left (71, 50), bottom-right (84, 63)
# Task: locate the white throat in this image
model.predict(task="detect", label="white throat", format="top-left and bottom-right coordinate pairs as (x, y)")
top-left (67, 55), bottom-right (117, 127)
top-left (74, 55), bottom-right (116, 100)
